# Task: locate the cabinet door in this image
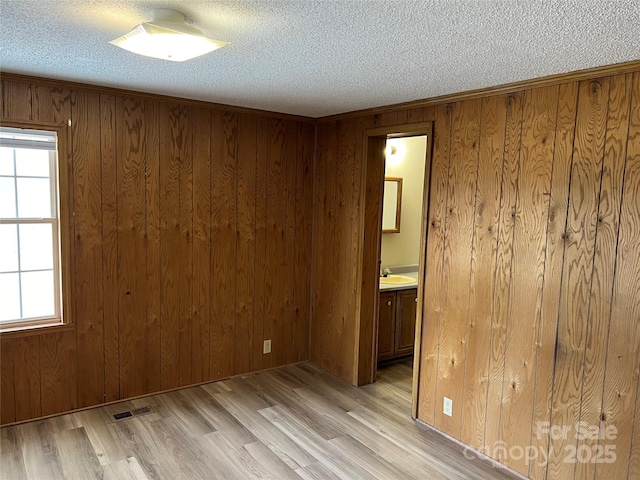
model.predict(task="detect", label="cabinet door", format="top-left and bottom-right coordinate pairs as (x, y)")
top-left (377, 291), bottom-right (396, 360)
top-left (395, 288), bottom-right (418, 356)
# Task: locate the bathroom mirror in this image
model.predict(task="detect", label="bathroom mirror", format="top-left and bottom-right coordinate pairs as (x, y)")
top-left (382, 177), bottom-right (402, 233)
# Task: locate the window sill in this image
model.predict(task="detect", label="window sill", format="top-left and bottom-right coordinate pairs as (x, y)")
top-left (0, 321), bottom-right (74, 339)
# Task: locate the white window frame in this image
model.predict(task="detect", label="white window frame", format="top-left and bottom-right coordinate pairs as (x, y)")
top-left (0, 122), bottom-right (72, 334)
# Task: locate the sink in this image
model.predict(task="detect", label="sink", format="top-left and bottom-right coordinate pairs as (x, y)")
top-left (379, 275), bottom-right (415, 285)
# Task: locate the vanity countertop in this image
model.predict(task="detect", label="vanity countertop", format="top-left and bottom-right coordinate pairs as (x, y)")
top-left (379, 271), bottom-right (419, 291)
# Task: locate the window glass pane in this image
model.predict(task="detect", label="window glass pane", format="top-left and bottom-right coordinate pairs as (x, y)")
top-left (0, 273), bottom-right (21, 321)
top-left (19, 223), bottom-right (54, 271)
top-left (15, 148), bottom-right (50, 177)
top-left (21, 270), bottom-right (55, 319)
top-left (0, 147), bottom-right (14, 175)
top-left (0, 177), bottom-right (17, 218)
top-left (0, 224), bottom-right (19, 273)
top-left (17, 177), bottom-right (52, 218)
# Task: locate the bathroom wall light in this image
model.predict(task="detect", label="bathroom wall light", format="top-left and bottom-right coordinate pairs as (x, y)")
top-left (385, 138), bottom-right (406, 166)
top-left (110, 9), bottom-right (229, 62)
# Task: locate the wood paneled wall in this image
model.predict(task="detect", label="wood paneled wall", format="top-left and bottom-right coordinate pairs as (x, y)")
top-left (0, 77), bottom-right (314, 424)
top-left (311, 71), bottom-right (640, 480)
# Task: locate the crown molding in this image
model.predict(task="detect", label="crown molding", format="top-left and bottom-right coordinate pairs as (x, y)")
top-left (317, 60), bottom-right (640, 123)
top-left (0, 72), bottom-right (316, 123)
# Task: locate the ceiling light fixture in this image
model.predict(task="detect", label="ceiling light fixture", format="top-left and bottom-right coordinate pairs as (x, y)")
top-left (109, 9), bottom-right (229, 62)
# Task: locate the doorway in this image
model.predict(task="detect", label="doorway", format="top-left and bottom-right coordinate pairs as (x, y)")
top-left (355, 122), bottom-right (433, 418)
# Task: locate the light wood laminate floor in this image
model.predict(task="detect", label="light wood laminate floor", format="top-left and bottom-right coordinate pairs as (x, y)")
top-left (1, 360), bottom-right (520, 479)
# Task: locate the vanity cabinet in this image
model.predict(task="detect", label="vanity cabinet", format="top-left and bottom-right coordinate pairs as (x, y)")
top-left (377, 288), bottom-right (417, 361)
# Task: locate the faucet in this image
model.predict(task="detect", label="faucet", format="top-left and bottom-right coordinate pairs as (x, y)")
top-left (380, 267), bottom-right (392, 277)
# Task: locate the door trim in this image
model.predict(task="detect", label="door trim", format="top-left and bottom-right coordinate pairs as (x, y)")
top-left (354, 122), bottom-right (434, 418)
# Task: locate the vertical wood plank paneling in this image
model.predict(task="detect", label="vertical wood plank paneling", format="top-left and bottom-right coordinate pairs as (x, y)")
top-left (191, 107), bottom-right (213, 383)
top-left (547, 78), bottom-right (608, 480)
top-left (434, 99), bottom-right (481, 436)
top-left (71, 90), bottom-right (105, 408)
top-left (116, 96), bottom-right (148, 399)
top-left (144, 99), bottom-right (161, 394)
top-left (357, 132), bottom-right (386, 383)
top-left (293, 121), bottom-right (314, 362)
top-left (339, 117), bottom-right (374, 385)
top-left (178, 105), bottom-right (194, 387)
top-left (99, 94), bottom-right (119, 403)
top-left (528, 81), bottom-right (579, 480)
top-left (1, 340), bottom-right (16, 424)
top-left (500, 85), bottom-right (559, 475)
top-left (351, 117), bottom-right (373, 385)
top-left (159, 102), bottom-right (181, 390)
top-left (252, 117), bottom-right (268, 372)
top-left (263, 119), bottom-right (287, 369)
top-left (284, 120), bottom-right (297, 367)
top-left (596, 71), bottom-right (640, 480)
top-left (629, 81), bottom-right (640, 476)
top-left (1, 77), bottom-right (314, 427)
top-left (32, 86), bottom-right (70, 124)
top-left (461, 95), bottom-right (506, 449)
top-left (333, 118), bottom-right (356, 382)
top-left (310, 121), bottom-right (328, 373)
top-left (631, 385), bottom-right (640, 480)
top-left (235, 113), bottom-right (257, 375)
top-left (12, 337), bottom-right (40, 422)
top-left (485, 92), bottom-right (523, 450)
top-left (575, 73), bottom-right (632, 480)
top-left (418, 103), bottom-right (452, 424)
top-left (2, 80), bottom-right (32, 120)
top-left (40, 331), bottom-right (77, 416)
top-left (210, 111), bottom-right (237, 379)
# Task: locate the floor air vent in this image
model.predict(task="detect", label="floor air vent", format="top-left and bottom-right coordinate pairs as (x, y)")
top-left (111, 406), bottom-right (154, 422)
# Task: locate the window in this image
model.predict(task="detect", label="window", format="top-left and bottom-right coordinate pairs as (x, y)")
top-left (0, 126), bottom-right (63, 328)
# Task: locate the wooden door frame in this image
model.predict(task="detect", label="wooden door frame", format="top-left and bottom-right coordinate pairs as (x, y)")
top-left (353, 122), bottom-right (433, 418)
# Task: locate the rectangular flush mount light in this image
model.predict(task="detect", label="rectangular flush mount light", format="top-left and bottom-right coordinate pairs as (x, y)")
top-left (110, 9), bottom-right (229, 62)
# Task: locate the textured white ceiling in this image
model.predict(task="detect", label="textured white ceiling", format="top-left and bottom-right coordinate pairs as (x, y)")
top-left (1, 1), bottom-right (639, 117)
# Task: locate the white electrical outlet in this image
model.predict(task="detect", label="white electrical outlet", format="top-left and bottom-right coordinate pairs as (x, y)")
top-left (443, 397), bottom-right (453, 417)
top-left (263, 339), bottom-right (272, 354)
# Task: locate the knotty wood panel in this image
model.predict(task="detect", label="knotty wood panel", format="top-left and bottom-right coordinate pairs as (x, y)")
top-left (547, 79), bottom-right (608, 478)
top-left (484, 92), bottom-right (523, 452)
top-left (1, 78), bottom-right (312, 426)
top-left (434, 99), bottom-right (481, 436)
top-left (528, 81), bottom-right (578, 480)
top-left (596, 71), bottom-right (640, 480)
top-left (312, 66), bottom-right (640, 480)
top-left (574, 73), bottom-right (632, 480)
top-left (501, 85), bottom-right (559, 473)
top-left (460, 94), bottom-right (506, 449)
top-left (417, 104), bottom-right (452, 424)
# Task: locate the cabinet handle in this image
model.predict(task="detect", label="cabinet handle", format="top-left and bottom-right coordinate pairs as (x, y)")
top-left (387, 301), bottom-right (392, 306)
